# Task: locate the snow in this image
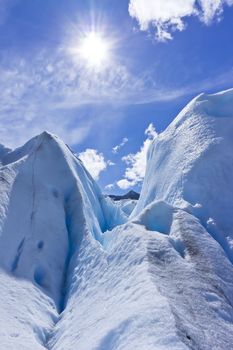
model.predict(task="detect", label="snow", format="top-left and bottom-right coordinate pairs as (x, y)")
top-left (1, 88), bottom-right (233, 349)
top-left (48, 224), bottom-right (187, 350)
top-left (0, 270), bottom-right (57, 349)
top-left (111, 198), bottom-right (138, 217)
top-left (133, 89), bottom-right (233, 256)
top-left (0, 131), bottom-right (108, 309)
top-left (0, 130), bottom-right (129, 349)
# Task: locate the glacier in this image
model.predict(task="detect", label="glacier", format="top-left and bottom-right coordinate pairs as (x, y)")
top-left (0, 89), bottom-right (233, 349)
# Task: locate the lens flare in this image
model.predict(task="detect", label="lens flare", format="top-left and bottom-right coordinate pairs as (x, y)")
top-left (79, 32), bottom-right (109, 67)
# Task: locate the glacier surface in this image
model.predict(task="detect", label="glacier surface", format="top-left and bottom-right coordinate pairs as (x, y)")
top-left (0, 89), bottom-right (233, 349)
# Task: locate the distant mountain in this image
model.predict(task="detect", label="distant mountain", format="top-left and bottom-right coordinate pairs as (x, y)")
top-left (108, 190), bottom-right (140, 201)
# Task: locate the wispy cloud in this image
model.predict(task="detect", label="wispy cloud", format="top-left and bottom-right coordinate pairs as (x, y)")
top-left (129, 0), bottom-right (233, 41)
top-left (117, 123), bottom-right (157, 189)
top-left (112, 137), bottom-right (129, 154)
top-left (0, 52), bottom-right (135, 147)
top-left (0, 51), bottom-right (161, 147)
top-left (0, 43), bottom-right (232, 148)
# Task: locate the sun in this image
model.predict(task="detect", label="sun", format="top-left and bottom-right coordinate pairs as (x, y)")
top-left (78, 31), bottom-right (109, 67)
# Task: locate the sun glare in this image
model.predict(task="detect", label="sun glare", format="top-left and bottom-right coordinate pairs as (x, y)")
top-left (78, 31), bottom-right (109, 67)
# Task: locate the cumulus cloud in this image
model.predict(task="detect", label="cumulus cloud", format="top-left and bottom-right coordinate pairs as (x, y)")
top-left (117, 123), bottom-right (157, 189)
top-left (112, 137), bottom-right (129, 154)
top-left (78, 148), bottom-right (114, 180)
top-left (129, 0), bottom-right (233, 41)
top-left (117, 179), bottom-right (132, 190)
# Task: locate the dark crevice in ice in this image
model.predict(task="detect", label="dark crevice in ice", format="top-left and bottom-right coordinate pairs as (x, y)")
top-left (11, 237), bottom-right (25, 272)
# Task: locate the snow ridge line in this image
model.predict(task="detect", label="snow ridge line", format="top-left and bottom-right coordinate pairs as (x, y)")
top-left (30, 141), bottom-right (38, 233)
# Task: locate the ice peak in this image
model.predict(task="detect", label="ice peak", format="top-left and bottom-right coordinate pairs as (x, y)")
top-left (134, 87), bottom-right (233, 236)
top-left (1, 131), bottom-right (69, 167)
top-left (38, 130), bottom-right (59, 142)
top-left (40, 130), bottom-right (54, 137)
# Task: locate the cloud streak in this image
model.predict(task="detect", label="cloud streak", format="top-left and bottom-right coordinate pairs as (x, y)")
top-left (112, 137), bottom-right (129, 154)
top-left (0, 43), bottom-right (232, 148)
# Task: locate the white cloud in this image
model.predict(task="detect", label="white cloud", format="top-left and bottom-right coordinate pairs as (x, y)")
top-left (117, 179), bottom-right (133, 190)
top-left (112, 137), bottom-right (129, 154)
top-left (107, 160), bottom-right (115, 166)
top-left (129, 0), bottom-right (233, 41)
top-left (145, 123), bottom-right (158, 138)
top-left (78, 148), bottom-right (112, 180)
top-left (117, 123), bottom-right (157, 189)
top-left (105, 183), bottom-right (115, 190)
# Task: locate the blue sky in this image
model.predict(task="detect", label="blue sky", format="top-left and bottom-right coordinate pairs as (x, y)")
top-left (0, 0), bottom-right (233, 193)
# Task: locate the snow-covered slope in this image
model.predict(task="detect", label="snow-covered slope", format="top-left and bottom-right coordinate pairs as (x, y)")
top-left (1, 88), bottom-right (233, 349)
top-left (0, 132), bottom-right (108, 307)
top-left (134, 89), bottom-right (233, 257)
top-left (0, 131), bottom-right (126, 348)
top-left (128, 88), bottom-right (233, 349)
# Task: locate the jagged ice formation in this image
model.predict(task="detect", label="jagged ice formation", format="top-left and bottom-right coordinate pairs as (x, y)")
top-left (0, 89), bottom-right (233, 349)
